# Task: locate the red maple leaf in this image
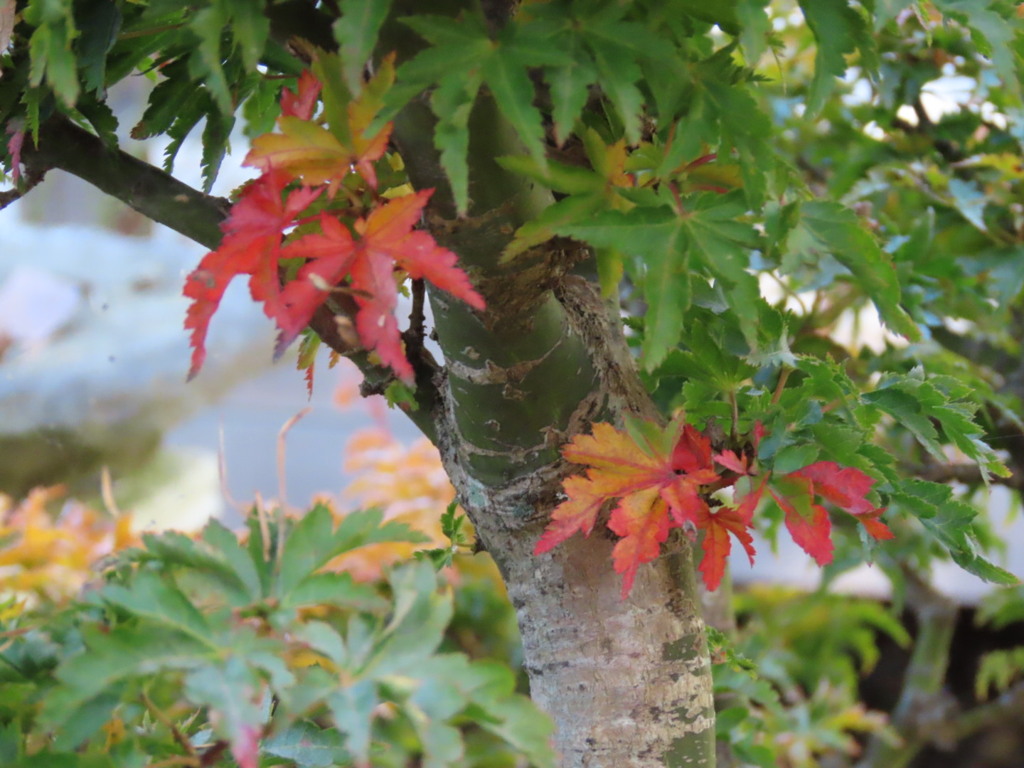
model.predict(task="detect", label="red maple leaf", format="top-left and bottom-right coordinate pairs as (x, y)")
top-left (768, 460), bottom-right (893, 566)
top-left (535, 419), bottom-right (752, 596)
top-left (278, 189), bottom-right (485, 381)
top-left (280, 70), bottom-right (322, 120)
top-left (793, 461), bottom-right (894, 540)
top-left (770, 474), bottom-right (835, 566)
top-left (6, 124), bottom-right (24, 182)
top-left (183, 64), bottom-right (486, 383)
top-left (183, 171), bottom-right (321, 379)
top-left (714, 448), bottom-right (750, 476)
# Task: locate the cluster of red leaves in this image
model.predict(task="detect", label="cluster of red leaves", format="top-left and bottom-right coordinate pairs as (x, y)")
top-left (535, 419), bottom-right (893, 597)
top-left (184, 64), bottom-right (484, 382)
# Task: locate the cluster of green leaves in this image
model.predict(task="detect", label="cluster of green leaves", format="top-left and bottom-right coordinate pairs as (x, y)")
top-left (975, 585), bottom-right (1024, 700)
top-left (2, 0), bottom-right (296, 189)
top-left (0, 505), bottom-right (554, 768)
top-left (712, 587), bottom-right (909, 768)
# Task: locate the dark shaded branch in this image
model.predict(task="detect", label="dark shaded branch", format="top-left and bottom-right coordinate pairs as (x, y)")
top-left (0, 165), bottom-right (46, 211)
top-left (905, 461), bottom-right (1024, 493)
top-left (21, 115), bottom-right (230, 249)
top-left (956, 679), bottom-right (1024, 740)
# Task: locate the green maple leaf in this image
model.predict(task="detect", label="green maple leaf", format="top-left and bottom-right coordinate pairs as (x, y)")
top-left (559, 191), bottom-right (761, 369)
top-left (784, 200), bottom-right (920, 341)
top-left (387, 12), bottom-right (569, 214)
top-left (798, 0), bottom-right (875, 115)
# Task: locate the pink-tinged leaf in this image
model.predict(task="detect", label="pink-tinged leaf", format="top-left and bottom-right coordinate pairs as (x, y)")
top-left (280, 70), bottom-right (322, 120)
top-left (6, 125), bottom-right (24, 182)
top-left (771, 476), bottom-right (834, 566)
top-left (699, 506), bottom-right (756, 591)
top-left (608, 489), bottom-right (670, 598)
top-left (534, 475), bottom-right (610, 554)
top-left (230, 724), bottom-right (261, 768)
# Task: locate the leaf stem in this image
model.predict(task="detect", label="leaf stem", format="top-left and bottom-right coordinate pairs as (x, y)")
top-left (728, 390), bottom-right (739, 440)
top-left (770, 367), bottom-right (791, 405)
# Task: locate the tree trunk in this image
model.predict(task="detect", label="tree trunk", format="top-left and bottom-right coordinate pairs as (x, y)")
top-left (393, 92), bottom-right (717, 765)
top-left (19, 32), bottom-right (720, 768)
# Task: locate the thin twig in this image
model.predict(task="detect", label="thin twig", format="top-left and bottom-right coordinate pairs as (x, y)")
top-left (254, 491), bottom-right (271, 562)
top-left (216, 423), bottom-right (245, 514)
top-left (276, 407), bottom-right (311, 563)
top-left (770, 367), bottom-right (791, 405)
top-left (956, 679), bottom-right (1024, 740)
top-left (99, 466), bottom-right (123, 519)
top-left (142, 690), bottom-right (198, 762)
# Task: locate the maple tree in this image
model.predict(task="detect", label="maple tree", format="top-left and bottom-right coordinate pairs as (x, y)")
top-left (4, 1), bottom-right (1024, 767)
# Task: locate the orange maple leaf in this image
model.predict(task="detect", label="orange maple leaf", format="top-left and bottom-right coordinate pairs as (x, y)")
top-left (279, 189), bottom-right (485, 381)
top-left (536, 419), bottom-right (895, 596)
top-left (246, 56), bottom-right (394, 189)
top-left (535, 419), bottom-right (750, 596)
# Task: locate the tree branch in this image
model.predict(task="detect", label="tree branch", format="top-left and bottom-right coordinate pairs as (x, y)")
top-left (955, 679), bottom-right (1024, 740)
top-left (21, 115), bottom-right (230, 249)
top-left (904, 460), bottom-right (1024, 493)
top-left (857, 567), bottom-right (960, 768)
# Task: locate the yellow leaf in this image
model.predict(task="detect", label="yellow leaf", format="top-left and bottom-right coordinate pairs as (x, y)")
top-left (246, 117), bottom-right (351, 185)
